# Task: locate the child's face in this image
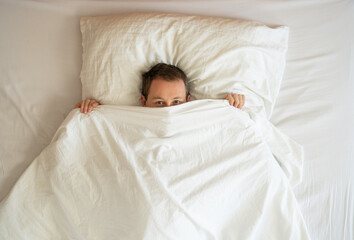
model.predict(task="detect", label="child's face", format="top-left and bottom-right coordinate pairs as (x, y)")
top-left (141, 77), bottom-right (190, 107)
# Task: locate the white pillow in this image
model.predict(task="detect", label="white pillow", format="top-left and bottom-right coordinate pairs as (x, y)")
top-left (80, 13), bottom-right (289, 117)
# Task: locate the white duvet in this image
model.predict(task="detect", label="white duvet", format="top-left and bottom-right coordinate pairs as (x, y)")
top-left (0, 100), bottom-right (310, 240)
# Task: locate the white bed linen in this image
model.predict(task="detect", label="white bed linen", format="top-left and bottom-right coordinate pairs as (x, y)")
top-left (0, 1), bottom-right (353, 240)
top-left (79, 12), bottom-right (289, 118)
top-left (0, 100), bottom-right (309, 239)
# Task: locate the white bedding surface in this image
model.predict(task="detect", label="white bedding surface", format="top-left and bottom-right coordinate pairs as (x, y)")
top-left (0, 0), bottom-right (353, 240)
top-left (0, 100), bottom-right (310, 239)
top-left (79, 12), bottom-right (289, 118)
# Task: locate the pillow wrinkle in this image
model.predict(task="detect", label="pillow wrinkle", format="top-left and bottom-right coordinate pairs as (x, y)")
top-left (80, 13), bottom-right (288, 117)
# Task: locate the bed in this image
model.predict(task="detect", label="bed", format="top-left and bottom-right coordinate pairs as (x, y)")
top-left (0, 0), bottom-right (353, 239)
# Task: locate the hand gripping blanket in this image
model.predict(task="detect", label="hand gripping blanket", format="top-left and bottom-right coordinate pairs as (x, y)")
top-left (0, 100), bottom-right (310, 240)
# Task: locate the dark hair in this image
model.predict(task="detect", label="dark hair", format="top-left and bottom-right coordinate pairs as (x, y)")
top-left (141, 63), bottom-right (189, 99)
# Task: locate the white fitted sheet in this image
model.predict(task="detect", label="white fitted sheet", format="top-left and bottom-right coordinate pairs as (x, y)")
top-left (0, 0), bottom-right (353, 239)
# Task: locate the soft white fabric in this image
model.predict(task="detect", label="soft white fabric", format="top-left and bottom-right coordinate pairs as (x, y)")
top-left (0, 100), bottom-right (309, 239)
top-left (80, 13), bottom-right (289, 117)
top-left (1, 1), bottom-right (353, 240)
top-left (248, 111), bottom-right (304, 187)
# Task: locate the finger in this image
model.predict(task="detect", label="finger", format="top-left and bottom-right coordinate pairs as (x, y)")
top-left (226, 94), bottom-right (234, 106)
top-left (229, 98), bottom-right (235, 106)
top-left (83, 99), bottom-right (91, 113)
top-left (88, 102), bottom-right (94, 112)
top-left (86, 99), bottom-right (93, 113)
top-left (239, 95), bottom-right (245, 109)
top-left (236, 95), bottom-right (243, 109)
top-left (80, 101), bottom-right (85, 113)
top-left (232, 94), bottom-right (239, 108)
top-left (234, 94), bottom-right (241, 108)
top-left (75, 102), bottom-right (81, 109)
top-left (91, 102), bottom-right (99, 108)
top-left (88, 101), bottom-right (97, 112)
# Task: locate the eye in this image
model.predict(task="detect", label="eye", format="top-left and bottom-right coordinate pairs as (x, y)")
top-left (173, 100), bottom-right (181, 105)
top-left (156, 101), bottom-right (163, 105)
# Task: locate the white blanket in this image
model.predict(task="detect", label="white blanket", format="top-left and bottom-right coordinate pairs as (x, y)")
top-left (0, 100), bottom-right (310, 239)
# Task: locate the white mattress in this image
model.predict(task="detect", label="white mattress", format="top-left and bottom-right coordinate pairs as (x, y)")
top-left (0, 0), bottom-right (353, 239)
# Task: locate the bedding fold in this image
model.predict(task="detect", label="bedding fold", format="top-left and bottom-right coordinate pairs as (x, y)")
top-left (0, 100), bottom-right (309, 240)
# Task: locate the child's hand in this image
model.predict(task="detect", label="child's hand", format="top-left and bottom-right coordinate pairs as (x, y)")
top-left (75, 99), bottom-right (100, 114)
top-left (225, 93), bottom-right (245, 109)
